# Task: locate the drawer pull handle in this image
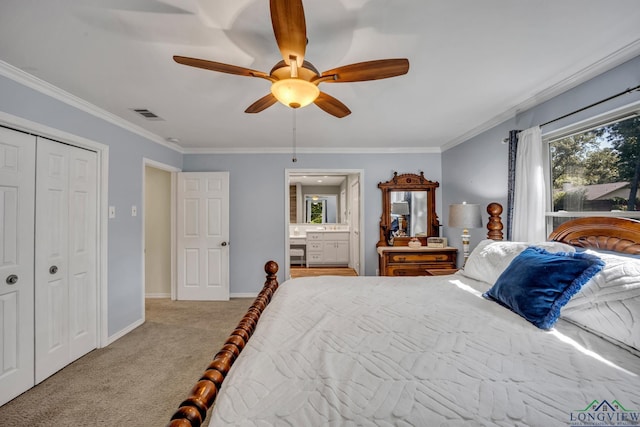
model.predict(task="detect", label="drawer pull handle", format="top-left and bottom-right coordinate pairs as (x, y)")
top-left (398, 257), bottom-right (406, 262)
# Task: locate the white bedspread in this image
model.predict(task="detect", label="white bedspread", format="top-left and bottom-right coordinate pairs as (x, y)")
top-left (210, 274), bottom-right (640, 426)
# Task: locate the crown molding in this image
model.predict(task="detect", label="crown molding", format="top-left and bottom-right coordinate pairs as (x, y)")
top-left (0, 60), bottom-right (184, 153)
top-left (0, 60), bottom-right (439, 155)
top-left (182, 145), bottom-right (442, 155)
top-left (5, 34), bottom-right (638, 157)
top-left (441, 38), bottom-right (640, 152)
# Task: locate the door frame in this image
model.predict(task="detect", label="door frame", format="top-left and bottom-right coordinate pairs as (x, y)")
top-left (142, 159), bottom-right (180, 311)
top-left (0, 111), bottom-right (110, 348)
top-left (349, 174), bottom-right (361, 275)
top-left (284, 169), bottom-right (365, 279)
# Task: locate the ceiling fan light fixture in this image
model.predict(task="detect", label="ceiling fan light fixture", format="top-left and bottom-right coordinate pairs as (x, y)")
top-left (271, 78), bottom-right (319, 109)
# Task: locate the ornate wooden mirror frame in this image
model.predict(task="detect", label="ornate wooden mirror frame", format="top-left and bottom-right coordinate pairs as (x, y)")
top-left (377, 172), bottom-right (440, 247)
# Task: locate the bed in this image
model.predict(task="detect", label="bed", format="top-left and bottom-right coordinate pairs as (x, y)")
top-left (169, 208), bottom-right (640, 426)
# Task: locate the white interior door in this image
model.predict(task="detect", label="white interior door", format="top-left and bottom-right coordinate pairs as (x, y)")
top-left (0, 127), bottom-right (35, 406)
top-left (177, 172), bottom-right (229, 300)
top-left (67, 146), bottom-right (98, 362)
top-left (35, 138), bottom-right (98, 383)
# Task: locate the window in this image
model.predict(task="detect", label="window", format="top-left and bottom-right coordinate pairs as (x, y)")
top-left (546, 110), bottom-right (640, 231)
top-left (308, 199), bottom-right (326, 223)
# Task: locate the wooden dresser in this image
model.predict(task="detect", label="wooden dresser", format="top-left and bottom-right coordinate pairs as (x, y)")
top-left (377, 246), bottom-right (458, 276)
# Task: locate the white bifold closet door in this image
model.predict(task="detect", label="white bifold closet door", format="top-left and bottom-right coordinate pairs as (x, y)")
top-left (0, 127), bottom-right (36, 406)
top-left (35, 137), bottom-right (98, 383)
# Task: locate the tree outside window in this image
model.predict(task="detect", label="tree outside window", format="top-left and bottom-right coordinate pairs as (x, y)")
top-left (550, 115), bottom-right (640, 213)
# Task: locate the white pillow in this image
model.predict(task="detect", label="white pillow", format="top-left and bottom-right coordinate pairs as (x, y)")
top-left (461, 239), bottom-right (576, 285)
top-left (562, 249), bottom-right (640, 351)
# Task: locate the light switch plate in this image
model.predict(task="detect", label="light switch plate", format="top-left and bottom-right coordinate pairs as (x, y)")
top-left (109, 206), bottom-right (116, 219)
top-left (131, 205), bottom-right (137, 217)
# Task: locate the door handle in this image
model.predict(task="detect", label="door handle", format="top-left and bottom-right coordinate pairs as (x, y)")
top-left (6, 274), bottom-right (18, 285)
top-left (49, 265), bottom-right (58, 274)
top-left (221, 241), bottom-right (228, 247)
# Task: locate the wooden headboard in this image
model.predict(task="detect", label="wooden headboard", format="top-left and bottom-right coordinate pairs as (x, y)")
top-left (548, 217), bottom-right (640, 254)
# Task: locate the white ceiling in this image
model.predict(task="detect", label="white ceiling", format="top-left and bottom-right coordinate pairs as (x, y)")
top-left (1, 0), bottom-right (639, 153)
top-left (289, 173), bottom-right (347, 186)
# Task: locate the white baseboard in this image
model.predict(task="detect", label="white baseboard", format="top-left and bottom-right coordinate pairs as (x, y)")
top-left (107, 318), bottom-right (144, 346)
top-left (145, 292), bottom-right (258, 299)
top-left (145, 293), bottom-right (171, 299)
top-left (230, 293), bottom-right (259, 298)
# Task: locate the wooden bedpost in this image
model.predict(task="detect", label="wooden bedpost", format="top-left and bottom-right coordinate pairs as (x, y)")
top-left (487, 203), bottom-right (504, 240)
top-left (168, 261), bottom-right (280, 427)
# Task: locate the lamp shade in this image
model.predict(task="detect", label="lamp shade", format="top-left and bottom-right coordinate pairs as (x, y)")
top-left (391, 201), bottom-right (410, 215)
top-left (448, 203), bottom-right (482, 229)
top-left (270, 78), bottom-right (320, 108)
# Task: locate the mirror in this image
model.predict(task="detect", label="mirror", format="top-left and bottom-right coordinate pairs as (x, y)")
top-left (390, 191), bottom-right (428, 236)
top-left (378, 172), bottom-right (440, 246)
top-left (289, 174), bottom-right (346, 224)
top-left (305, 195), bottom-right (337, 223)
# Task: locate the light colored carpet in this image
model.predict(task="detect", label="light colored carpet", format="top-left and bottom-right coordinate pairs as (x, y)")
top-left (0, 298), bottom-right (254, 426)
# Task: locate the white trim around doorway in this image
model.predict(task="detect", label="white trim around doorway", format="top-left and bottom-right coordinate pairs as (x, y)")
top-left (284, 169), bottom-right (365, 279)
top-left (141, 158), bottom-right (181, 315)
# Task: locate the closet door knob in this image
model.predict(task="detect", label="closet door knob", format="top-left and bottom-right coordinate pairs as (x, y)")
top-left (221, 241), bottom-right (228, 247)
top-left (6, 274), bottom-right (18, 285)
top-left (49, 265), bottom-right (58, 274)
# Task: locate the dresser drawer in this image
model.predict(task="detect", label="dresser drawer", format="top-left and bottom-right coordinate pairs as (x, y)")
top-left (388, 252), bottom-right (454, 264)
top-left (385, 265), bottom-right (430, 276)
top-left (378, 246), bottom-right (458, 277)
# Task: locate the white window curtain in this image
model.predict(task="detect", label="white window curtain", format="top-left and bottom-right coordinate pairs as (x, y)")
top-left (512, 126), bottom-right (547, 241)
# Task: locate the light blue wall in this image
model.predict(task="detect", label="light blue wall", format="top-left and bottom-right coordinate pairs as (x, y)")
top-left (183, 153), bottom-right (442, 292)
top-left (7, 52), bottom-right (637, 337)
top-left (0, 75), bottom-right (183, 338)
top-left (442, 54), bottom-right (640, 260)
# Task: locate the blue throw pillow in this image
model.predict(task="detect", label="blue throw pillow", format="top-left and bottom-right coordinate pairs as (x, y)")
top-left (483, 246), bottom-right (605, 329)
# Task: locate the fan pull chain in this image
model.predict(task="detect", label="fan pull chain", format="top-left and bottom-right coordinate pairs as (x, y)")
top-left (292, 109), bottom-right (298, 162)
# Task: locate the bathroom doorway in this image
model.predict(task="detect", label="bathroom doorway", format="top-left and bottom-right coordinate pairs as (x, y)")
top-left (284, 169), bottom-right (364, 279)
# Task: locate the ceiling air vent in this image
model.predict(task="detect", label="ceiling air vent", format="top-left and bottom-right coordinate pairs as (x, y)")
top-left (132, 108), bottom-right (164, 121)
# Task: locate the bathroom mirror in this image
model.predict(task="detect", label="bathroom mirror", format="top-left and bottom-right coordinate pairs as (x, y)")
top-left (304, 195), bottom-right (337, 223)
top-left (289, 175), bottom-right (346, 224)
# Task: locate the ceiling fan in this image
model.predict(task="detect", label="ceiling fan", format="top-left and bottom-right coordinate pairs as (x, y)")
top-left (173, 0), bottom-right (409, 118)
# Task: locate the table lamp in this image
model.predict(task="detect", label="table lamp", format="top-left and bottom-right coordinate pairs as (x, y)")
top-left (448, 202), bottom-right (482, 264)
top-left (391, 201), bottom-right (410, 235)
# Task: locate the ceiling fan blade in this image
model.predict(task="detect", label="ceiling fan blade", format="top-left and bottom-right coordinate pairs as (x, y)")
top-left (270, 0), bottom-right (306, 66)
top-left (320, 59), bottom-right (409, 83)
top-left (314, 92), bottom-right (351, 118)
top-left (245, 94), bottom-right (278, 114)
top-left (173, 56), bottom-right (271, 80)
